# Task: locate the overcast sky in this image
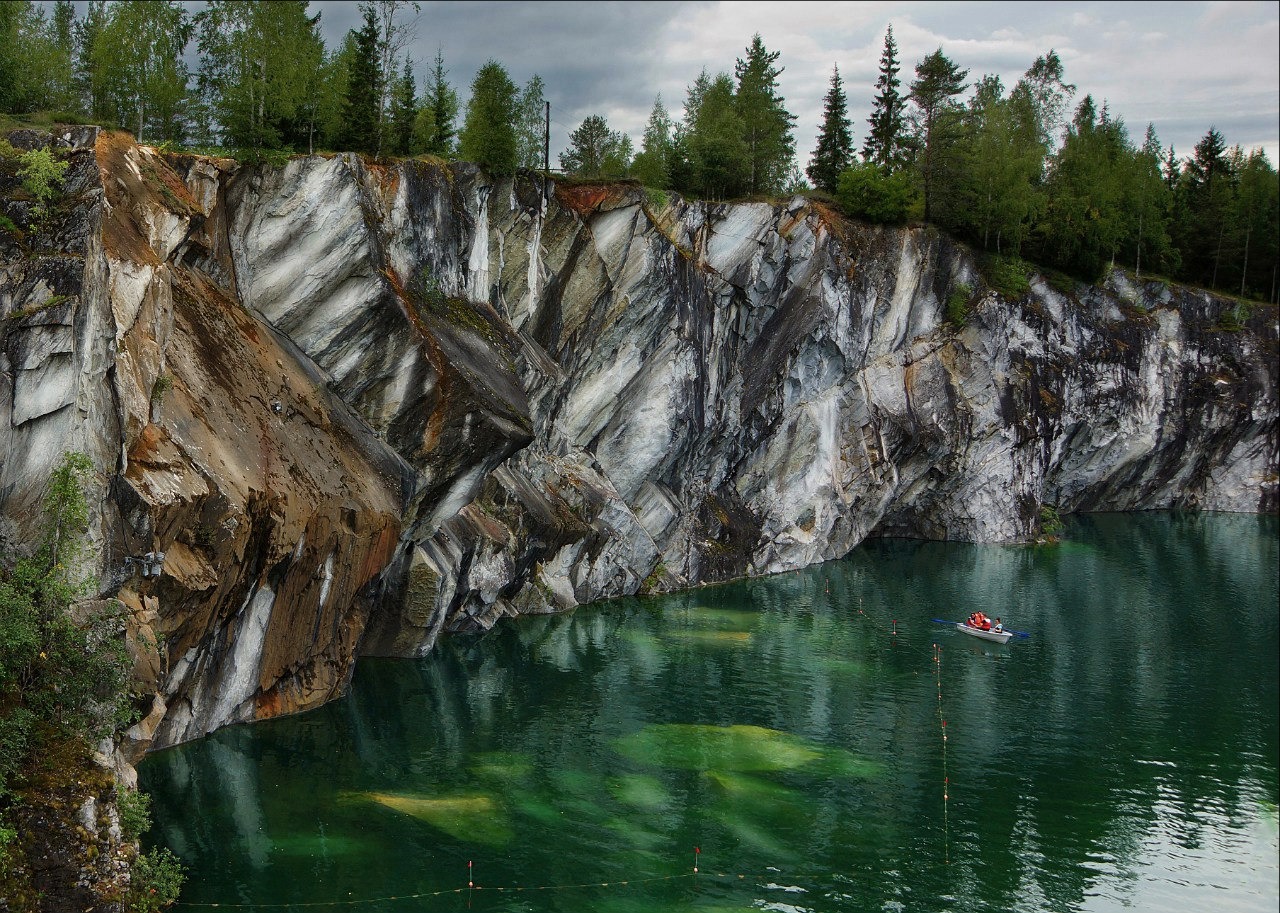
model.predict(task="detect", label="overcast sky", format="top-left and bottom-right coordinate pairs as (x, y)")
top-left (301, 0), bottom-right (1279, 169)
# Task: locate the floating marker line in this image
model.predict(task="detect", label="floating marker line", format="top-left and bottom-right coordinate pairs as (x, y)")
top-left (172, 855), bottom-right (884, 909)
top-left (934, 641), bottom-right (951, 867)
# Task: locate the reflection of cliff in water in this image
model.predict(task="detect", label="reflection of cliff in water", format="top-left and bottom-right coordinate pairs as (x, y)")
top-left (141, 513), bottom-right (1279, 912)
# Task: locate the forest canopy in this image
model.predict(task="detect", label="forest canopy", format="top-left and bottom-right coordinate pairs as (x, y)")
top-left (1, 0), bottom-right (1275, 300)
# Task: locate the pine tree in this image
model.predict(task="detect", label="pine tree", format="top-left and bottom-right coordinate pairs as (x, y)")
top-left (863, 25), bottom-right (907, 171)
top-left (339, 7), bottom-right (381, 154)
top-left (955, 74), bottom-right (1043, 253)
top-left (734, 34), bottom-right (796, 195)
top-left (388, 59), bottom-right (417, 155)
top-left (415, 49), bottom-right (458, 156)
top-left (559, 114), bottom-right (630, 178)
top-left (1233, 149), bottom-right (1278, 298)
top-left (806, 65), bottom-right (854, 194)
top-left (459, 60), bottom-right (519, 175)
top-left (909, 47), bottom-right (968, 223)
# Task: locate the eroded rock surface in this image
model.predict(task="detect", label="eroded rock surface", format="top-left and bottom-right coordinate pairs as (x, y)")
top-left (2, 132), bottom-right (1276, 752)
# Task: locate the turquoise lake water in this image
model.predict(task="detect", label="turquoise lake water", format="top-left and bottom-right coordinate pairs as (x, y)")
top-left (141, 512), bottom-right (1279, 912)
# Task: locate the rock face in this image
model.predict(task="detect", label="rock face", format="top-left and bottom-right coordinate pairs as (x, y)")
top-left (2, 132), bottom-right (1276, 750)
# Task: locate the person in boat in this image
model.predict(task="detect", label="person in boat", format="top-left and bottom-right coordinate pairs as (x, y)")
top-left (993, 618), bottom-right (1004, 633)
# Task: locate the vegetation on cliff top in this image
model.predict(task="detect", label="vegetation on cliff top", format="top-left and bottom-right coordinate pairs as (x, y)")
top-left (2, 1), bottom-right (1274, 303)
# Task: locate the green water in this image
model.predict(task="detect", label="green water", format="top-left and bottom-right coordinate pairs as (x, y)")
top-left (141, 513), bottom-right (1279, 912)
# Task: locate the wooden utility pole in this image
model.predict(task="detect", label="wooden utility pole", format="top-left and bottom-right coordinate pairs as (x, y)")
top-left (544, 100), bottom-right (551, 174)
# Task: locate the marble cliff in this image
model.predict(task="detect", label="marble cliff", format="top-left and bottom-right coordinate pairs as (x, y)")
top-left (2, 128), bottom-right (1276, 753)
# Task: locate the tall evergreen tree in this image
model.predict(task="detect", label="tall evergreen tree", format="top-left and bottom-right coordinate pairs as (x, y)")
top-left (459, 60), bottom-right (519, 175)
top-left (863, 25), bottom-right (907, 171)
top-left (668, 71), bottom-right (714, 195)
top-left (734, 34), bottom-right (796, 195)
top-left (1041, 95), bottom-right (1132, 278)
top-left (1232, 149), bottom-right (1279, 298)
top-left (631, 95), bottom-right (674, 189)
top-left (388, 59), bottom-right (417, 155)
top-left (1176, 127), bottom-right (1235, 287)
top-left (339, 7), bottom-right (381, 154)
top-left (806, 65), bottom-right (854, 194)
top-left (515, 74), bottom-right (547, 170)
top-left (415, 49), bottom-right (458, 156)
top-left (908, 47), bottom-right (968, 223)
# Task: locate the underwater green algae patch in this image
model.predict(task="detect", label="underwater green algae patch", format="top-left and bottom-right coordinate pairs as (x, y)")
top-left (614, 724), bottom-right (822, 772)
top-left (357, 791), bottom-right (513, 846)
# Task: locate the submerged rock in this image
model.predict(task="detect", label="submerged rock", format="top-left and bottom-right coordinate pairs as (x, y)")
top-left (0, 132), bottom-right (1275, 756)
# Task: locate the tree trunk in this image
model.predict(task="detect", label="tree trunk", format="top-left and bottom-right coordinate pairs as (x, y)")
top-left (1240, 226), bottom-right (1251, 297)
top-left (1212, 222), bottom-right (1225, 288)
top-left (1135, 209), bottom-right (1144, 281)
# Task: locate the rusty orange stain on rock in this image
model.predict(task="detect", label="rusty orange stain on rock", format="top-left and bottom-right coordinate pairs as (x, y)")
top-left (555, 183), bottom-right (618, 217)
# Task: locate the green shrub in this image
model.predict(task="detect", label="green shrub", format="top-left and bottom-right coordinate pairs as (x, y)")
top-left (0, 452), bottom-right (134, 798)
top-left (117, 788), bottom-right (152, 841)
top-left (836, 161), bottom-right (914, 224)
top-left (127, 847), bottom-right (184, 912)
top-left (0, 137), bottom-right (19, 161)
top-left (1038, 504), bottom-right (1065, 538)
top-left (981, 254), bottom-right (1031, 299)
top-left (17, 148), bottom-right (70, 225)
top-left (150, 374), bottom-right (173, 409)
top-left (946, 283), bottom-right (973, 327)
top-left (1217, 301), bottom-right (1252, 332)
top-left (643, 187), bottom-right (668, 211)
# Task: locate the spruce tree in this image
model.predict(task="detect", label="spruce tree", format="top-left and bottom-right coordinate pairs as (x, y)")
top-left (863, 25), bottom-right (907, 171)
top-left (415, 49), bottom-right (458, 156)
top-left (734, 34), bottom-right (796, 196)
top-left (806, 64), bottom-right (853, 194)
top-left (388, 59), bottom-right (417, 155)
top-left (459, 60), bottom-right (519, 175)
top-left (339, 6), bottom-right (381, 154)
